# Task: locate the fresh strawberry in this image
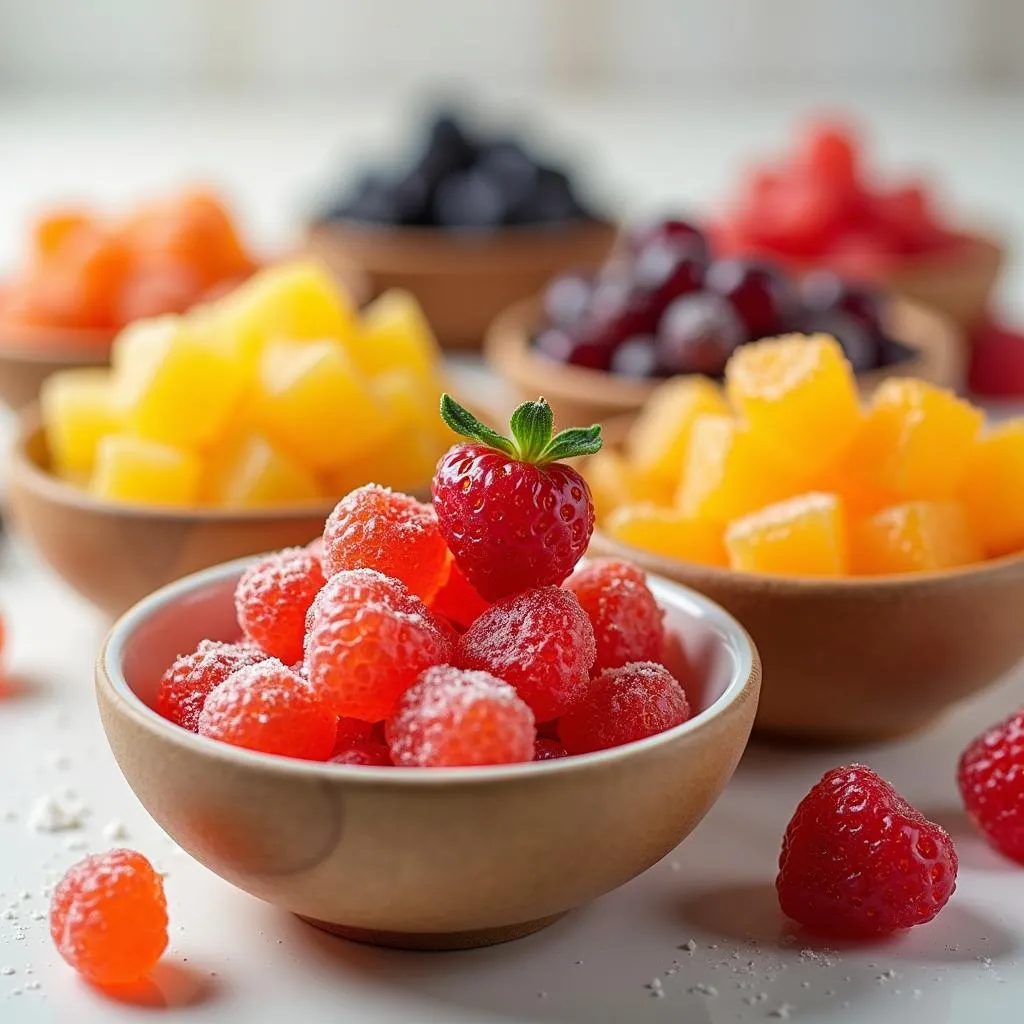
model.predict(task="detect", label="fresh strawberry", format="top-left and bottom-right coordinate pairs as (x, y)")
top-left (432, 395), bottom-right (603, 600)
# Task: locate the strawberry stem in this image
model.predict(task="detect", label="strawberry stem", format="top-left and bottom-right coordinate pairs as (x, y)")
top-left (440, 394), bottom-right (602, 464)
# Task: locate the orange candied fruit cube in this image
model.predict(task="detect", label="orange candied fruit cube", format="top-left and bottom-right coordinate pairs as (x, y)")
top-left (962, 419), bottom-right (1024, 557)
top-left (584, 449), bottom-right (672, 522)
top-left (725, 334), bottom-right (862, 476)
top-left (31, 209), bottom-right (93, 260)
top-left (604, 504), bottom-right (726, 567)
top-left (724, 492), bottom-right (847, 577)
top-left (845, 379), bottom-right (983, 500)
top-left (851, 501), bottom-right (981, 575)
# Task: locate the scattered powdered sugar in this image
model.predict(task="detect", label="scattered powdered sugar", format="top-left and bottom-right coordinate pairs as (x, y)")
top-left (679, 939), bottom-right (697, 953)
top-left (689, 982), bottom-right (717, 997)
top-left (1, 967), bottom-right (14, 976)
top-left (28, 795), bottom-right (88, 833)
top-left (770, 1003), bottom-right (795, 1019)
top-left (103, 820), bottom-right (129, 841)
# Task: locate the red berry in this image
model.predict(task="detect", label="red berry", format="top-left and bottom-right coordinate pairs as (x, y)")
top-left (559, 662), bottom-right (689, 754)
top-left (198, 659), bottom-right (338, 760)
top-left (331, 739), bottom-right (393, 766)
top-left (432, 396), bottom-right (602, 601)
top-left (456, 586), bottom-right (596, 721)
top-left (234, 548), bottom-right (325, 664)
top-left (50, 849), bottom-right (168, 986)
top-left (799, 122), bottom-right (860, 189)
top-left (331, 716), bottom-right (376, 752)
top-left (777, 764), bottom-right (958, 938)
top-left (155, 639), bottom-right (266, 731)
top-left (429, 557), bottom-right (491, 631)
top-left (304, 568), bottom-right (453, 721)
top-left (958, 707), bottom-right (1024, 863)
top-left (321, 484), bottom-right (451, 603)
top-left (564, 559), bottom-right (665, 672)
top-left (388, 665), bottom-right (535, 767)
top-left (534, 738), bottom-right (568, 761)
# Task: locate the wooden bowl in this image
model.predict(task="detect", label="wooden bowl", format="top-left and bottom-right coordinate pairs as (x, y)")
top-left (96, 557), bottom-right (760, 950)
top-left (590, 531), bottom-right (1024, 745)
top-left (306, 219), bottom-right (617, 350)
top-left (486, 294), bottom-right (965, 428)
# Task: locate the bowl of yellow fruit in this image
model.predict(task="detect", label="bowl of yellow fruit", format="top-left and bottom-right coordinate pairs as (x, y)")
top-left (588, 334), bottom-right (1024, 744)
top-left (7, 260), bottom-right (458, 616)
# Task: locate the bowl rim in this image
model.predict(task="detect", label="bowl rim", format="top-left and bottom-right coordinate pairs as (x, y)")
top-left (98, 554), bottom-right (760, 786)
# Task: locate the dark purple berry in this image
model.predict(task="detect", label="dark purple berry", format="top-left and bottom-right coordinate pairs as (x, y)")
top-left (566, 340), bottom-right (613, 371)
top-left (533, 327), bottom-right (575, 363)
top-left (705, 259), bottom-right (797, 339)
top-left (802, 313), bottom-right (881, 373)
top-left (610, 336), bottom-right (659, 378)
top-left (800, 270), bottom-right (884, 335)
top-left (543, 274), bottom-right (592, 329)
top-left (630, 218), bottom-right (709, 264)
top-left (657, 292), bottom-right (747, 377)
top-left (433, 170), bottom-right (508, 229)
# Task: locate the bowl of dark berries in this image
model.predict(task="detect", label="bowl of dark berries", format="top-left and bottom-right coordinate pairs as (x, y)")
top-left (307, 111), bottom-right (616, 350)
top-left (485, 216), bottom-right (964, 427)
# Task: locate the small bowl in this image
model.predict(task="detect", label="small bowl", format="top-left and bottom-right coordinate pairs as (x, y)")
top-left (306, 219), bottom-right (617, 350)
top-left (486, 294), bottom-right (965, 428)
top-left (590, 531), bottom-right (1024, 745)
top-left (96, 557), bottom-right (760, 950)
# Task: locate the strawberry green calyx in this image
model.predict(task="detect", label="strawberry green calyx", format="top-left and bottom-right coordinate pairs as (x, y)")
top-left (440, 394), bottom-right (603, 465)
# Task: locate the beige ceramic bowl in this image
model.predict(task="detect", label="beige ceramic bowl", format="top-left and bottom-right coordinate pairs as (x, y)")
top-left (591, 531), bottom-right (1024, 745)
top-left (96, 557), bottom-right (760, 950)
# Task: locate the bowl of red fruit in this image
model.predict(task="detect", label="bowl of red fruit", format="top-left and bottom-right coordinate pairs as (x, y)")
top-left (307, 110), bottom-right (617, 350)
top-left (714, 119), bottom-right (1003, 331)
top-left (485, 216), bottom-right (963, 428)
top-left (95, 398), bottom-right (760, 949)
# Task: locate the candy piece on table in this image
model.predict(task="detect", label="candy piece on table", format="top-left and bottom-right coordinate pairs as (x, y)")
top-left (624, 376), bottom-right (730, 487)
top-left (50, 849), bottom-right (168, 986)
top-left (388, 665), bottom-right (536, 767)
top-left (962, 420), bottom-right (1024, 557)
top-left (235, 548), bottom-right (326, 664)
top-left (584, 449), bottom-right (672, 522)
top-left (429, 558), bottom-right (491, 631)
top-left (534, 738), bottom-right (568, 760)
top-left (304, 569), bottom-right (453, 721)
top-left (677, 414), bottom-right (803, 523)
top-left (604, 504), bottom-right (727, 566)
top-left (559, 662), bottom-right (690, 755)
top-left (330, 740), bottom-right (393, 766)
top-left (352, 289), bottom-right (441, 383)
top-left (851, 501), bottom-right (981, 575)
top-left (725, 334), bottom-right (862, 476)
top-left (456, 586), bottom-right (596, 722)
top-left (725, 492), bottom-right (847, 577)
top-left (90, 435), bottom-right (202, 506)
top-left (564, 559), bottom-right (665, 672)
top-left (41, 368), bottom-right (123, 479)
top-left (845, 378), bottom-right (983, 500)
top-left (31, 208), bottom-right (92, 259)
top-left (204, 432), bottom-right (322, 508)
top-left (198, 659), bottom-right (338, 760)
top-left (156, 639), bottom-right (266, 731)
top-left (255, 338), bottom-right (391, 472)
top-left (321, 485), bottom-right (452, 603)
top-left (776, 764), bottom-right (958, 938)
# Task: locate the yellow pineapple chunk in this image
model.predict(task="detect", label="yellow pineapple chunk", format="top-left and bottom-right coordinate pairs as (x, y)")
top-left (41, 368), bottom-right (123, 478)
top-left (585, 450), bottom-right (672, 522)
top-left (851, 501), bottom-right (981, 575)
top-left (605, 504), bottom-right (726, 566)
top-left (205, 433), bottom-right (322, 508)
top-left (352, 289), bottom-right (441, 384)
top-left (90, 435), bottom-right (201, 507)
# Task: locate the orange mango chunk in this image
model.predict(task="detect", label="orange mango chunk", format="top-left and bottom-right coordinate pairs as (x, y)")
top-left (851, 501), bottom-right (981, 575)
top-left (724, 492), bottom-right (847, 577)
top-left (962, 420), bottom-right (1024, 557)
top-left (585, 450), bottom-right (672, 522)
top-left (625, 376), bottom-right (730, 487)
top-left (725, 334), bottom-right (861, 476)
top-left (605, 504), bottom-right (726, 566)
top-left (204, 433), bottom-right (322, 508)
top-left (845, 379), bottom-right (983, 500)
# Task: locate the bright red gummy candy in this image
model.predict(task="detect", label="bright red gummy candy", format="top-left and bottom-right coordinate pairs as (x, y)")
top-left (559, 662), bottom-right (689, 754)
top-left (388, 665), bottom-right (535, 767)
top-left (235, 547), bottom-right (325, 664)
top-left (777, 764), bottom-right (958, 938)
top-left (198, 659), bottom-right (337, 760)
top-left (50, 848), bottom-right (168, 986)
top-left (330, 739), bottom-right (393, 766)
top-left (429, 557), bottom-right (490, 631)
top-left (564, 559), bottom-right (665, 672)
top-left (321, 485), bottom-right (451, 603)
top-left (304, 568), bottom-right (453, 721)
top-left (155, 639), bottom-right (265, 731)
top-left (331, 716), bottom-right (376, 752)
top-left (534, 738), bottom-right (568, 761)
top-left (456, 586), bottom-right (596, 722)
top-left (958, 707), bottom-right (1024, 863)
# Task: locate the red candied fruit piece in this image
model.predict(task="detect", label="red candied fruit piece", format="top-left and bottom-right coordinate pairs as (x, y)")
top-left (797, 121), bottom-right (860, 190)
top-left (559, 662), bottom-right (690, 754)
top-left (388, 665), bottom-right (535, 768)
top-left (198, 659), bottom-right (337, 760)
top-left (429, 557), bottom-right (491, 631)
top-left (330, 739), bottom-right (393, 766)
top-left (534, 738), bottom-right (568, 761)
top-left (958, 707), bottom-right (1024, 863)
top-left (50, 848), bottom-right (168, 986)
top-left (777, 764), bottom-right (958, 938)
top-left (304, 568), bottom-right (453, 721)
top-left (456, 586), bottom-right (596, 722)
top-left (155, 639), bottom-right (265, 731)
top-left (321, 485), bottom-right (451, 603)
top-left (235, 547), bottom-right (325, 665)
top-left (331, 716), bottom-right (375, 752)
top-left (564, 559), bottom-right (665, 672)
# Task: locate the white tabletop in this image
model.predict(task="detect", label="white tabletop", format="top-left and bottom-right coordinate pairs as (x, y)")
top-left (1, 88), bottom-right (1024, 1024)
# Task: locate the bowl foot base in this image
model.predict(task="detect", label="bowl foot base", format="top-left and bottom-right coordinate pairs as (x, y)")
top-left (297, 910), bottom-right (569, 951)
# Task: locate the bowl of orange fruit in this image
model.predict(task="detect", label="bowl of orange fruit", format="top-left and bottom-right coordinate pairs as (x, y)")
top-left (6, 260), bottom-right (459, 616)
top-left (0, 189), bottom-right (260, 409)
top-left (588, 334), bottom-right (1024, 744)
